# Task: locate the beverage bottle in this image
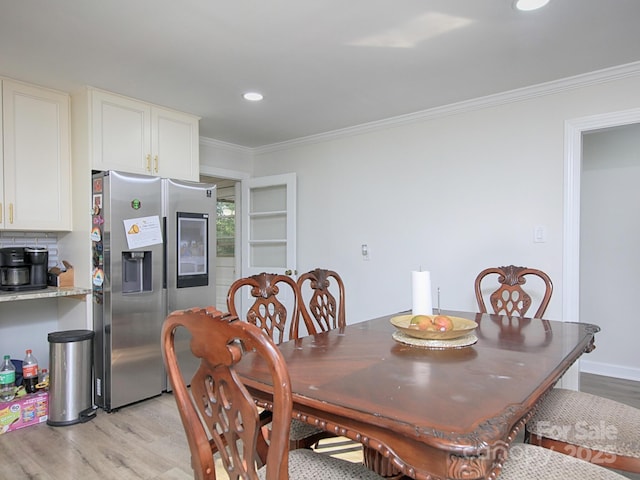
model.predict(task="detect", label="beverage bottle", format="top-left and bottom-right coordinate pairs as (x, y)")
top-left (0, 355), bottom-right (16, 402)
top-left (38, 368), bottom-right (49, 390)
top-left (23, 349), bottom-right (39, 394)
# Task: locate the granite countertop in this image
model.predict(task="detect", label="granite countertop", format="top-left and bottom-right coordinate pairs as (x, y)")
top-left (0, 286), bottom-right (91, 303)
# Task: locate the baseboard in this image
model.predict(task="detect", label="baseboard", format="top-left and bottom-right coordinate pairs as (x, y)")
top-left (580, 359), bottom-right (640, 382)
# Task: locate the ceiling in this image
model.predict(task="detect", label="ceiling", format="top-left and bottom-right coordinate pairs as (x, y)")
top-left (2, 1), bottom-right (640, 149)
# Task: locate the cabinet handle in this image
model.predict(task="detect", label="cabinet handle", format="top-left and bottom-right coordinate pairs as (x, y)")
top-left (146, 154), bottom-right (152, 172)
top-left (154, 155), bottom-right (158, 173)
top-left (0, 203), bottom-right (2, 223)
top-left (9, 204), bottom-right (14, 224)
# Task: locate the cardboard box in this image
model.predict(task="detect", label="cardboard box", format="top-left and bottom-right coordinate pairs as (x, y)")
top-left (48, 260), bottom-right (74, 287)
top-left (0, 391), bottom-right (48, 434)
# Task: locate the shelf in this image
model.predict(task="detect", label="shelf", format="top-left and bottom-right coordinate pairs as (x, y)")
top-left (0, 286), bottom-right (91, 303)
top-left (249, 239), bottom-right (286, 244)
top-left (248, 210), bottom-right (287, 217)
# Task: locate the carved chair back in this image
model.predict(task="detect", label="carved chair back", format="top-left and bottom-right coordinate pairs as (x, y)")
top-left (162, 306), bottom-right (292, 480)
top-left (297, 268), bottom-right (346, 333)
top-left (227, 272), bottom-right (314, 343)
top-left (474, 265), bottom-right (553, 318)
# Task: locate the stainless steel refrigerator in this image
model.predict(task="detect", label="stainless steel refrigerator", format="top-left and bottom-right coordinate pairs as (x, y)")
top-left (91, 170), bottom-right (216, 412)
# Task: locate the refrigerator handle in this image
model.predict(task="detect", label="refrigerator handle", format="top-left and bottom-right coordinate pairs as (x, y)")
top-left (162, 216), bottom-right (168, 290)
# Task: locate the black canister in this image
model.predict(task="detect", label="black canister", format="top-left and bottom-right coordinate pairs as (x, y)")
top-left (25, 247), bottom-right (48, 288)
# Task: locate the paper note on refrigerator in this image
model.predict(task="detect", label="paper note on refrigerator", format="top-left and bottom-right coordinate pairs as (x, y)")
top-left (123, 216), bottom-right (163, 249)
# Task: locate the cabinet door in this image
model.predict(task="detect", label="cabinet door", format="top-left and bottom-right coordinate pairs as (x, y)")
top-left (91, 90), bottom-right (152, 175)
top-left (0, 85), bottom-right (4, 229)
top-left (151, 107), bottom-right (199, 181)
top-left (2, 80), bottom-right (71, 231)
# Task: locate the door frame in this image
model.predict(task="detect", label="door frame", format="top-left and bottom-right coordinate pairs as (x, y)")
top-left (199, 165), bottom-right (250, 305)
top-left (563, 107), bottom-right (640, 389)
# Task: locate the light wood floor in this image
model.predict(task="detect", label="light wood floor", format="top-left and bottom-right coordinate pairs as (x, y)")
top-left (0, 373), bottom-right (637, 479)
top-left (581, 372), bottom-right (639, 409)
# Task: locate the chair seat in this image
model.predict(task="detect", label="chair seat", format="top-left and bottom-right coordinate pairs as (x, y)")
top-left (500, 444), bottom-right (628, 479)
top-left (260, 444), bottom-right (626, 480)
top-left (290, 418), bottom-right (325, 441)
top-left (527, 388), bottom-right (640, 458)
top-left (258, 447), bottom-right (383, 479)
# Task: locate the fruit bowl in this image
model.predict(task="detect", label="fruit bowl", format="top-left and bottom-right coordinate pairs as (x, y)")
top-left (390, 314), bottom-right (478, 340)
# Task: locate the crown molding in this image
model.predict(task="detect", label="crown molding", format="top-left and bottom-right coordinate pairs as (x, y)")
top-left (199, 136), bottom-right (253, 154)
top-left (201, 61), bottom-right (640, 156)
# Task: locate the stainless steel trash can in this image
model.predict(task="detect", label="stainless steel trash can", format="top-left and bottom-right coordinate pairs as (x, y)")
top-left (47, 330), bottom-right (97, 426)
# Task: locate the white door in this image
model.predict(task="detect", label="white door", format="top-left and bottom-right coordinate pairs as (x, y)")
top-left (239, 173), bottom-right (298, 334)
top-left (241, 173), bottom-right (297, 278)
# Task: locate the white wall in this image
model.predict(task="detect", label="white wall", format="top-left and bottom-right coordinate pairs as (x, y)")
top-left (580, 124), bottom-right (640, 380)
top-left (249, 73), bottom-right (640, 326)
top-left (0, 300), bottom-right (58, 370)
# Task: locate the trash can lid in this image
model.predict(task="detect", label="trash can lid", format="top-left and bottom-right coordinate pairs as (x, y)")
top-left (48, 330), bottom-right (95, 343)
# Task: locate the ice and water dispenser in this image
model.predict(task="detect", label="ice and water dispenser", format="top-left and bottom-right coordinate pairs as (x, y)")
top-left (121, 251), bottom-right (152, 293)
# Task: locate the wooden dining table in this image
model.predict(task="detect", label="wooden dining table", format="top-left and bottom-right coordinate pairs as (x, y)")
top-left (237, 310), bottom-right (600, 480)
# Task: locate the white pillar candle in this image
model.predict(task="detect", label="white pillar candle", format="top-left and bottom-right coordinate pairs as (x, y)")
top-left (412, 270), bottom-right (433, 315)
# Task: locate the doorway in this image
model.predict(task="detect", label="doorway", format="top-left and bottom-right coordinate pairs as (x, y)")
top-left (563, 107), bottom-right (640, 389)
top-left (200, 175), bottom-right (239, 310)
top-left (579, 124), bottom-right (640, 381)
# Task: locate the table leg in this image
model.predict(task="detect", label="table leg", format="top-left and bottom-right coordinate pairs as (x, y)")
top-left (363, 445), bottom-right (405, 478)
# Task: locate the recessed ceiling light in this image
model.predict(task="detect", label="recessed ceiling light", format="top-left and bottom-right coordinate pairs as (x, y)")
top-left (242, 92), bottom-right (263, 101)
top-left (514, 0), bottom-right (550, 11)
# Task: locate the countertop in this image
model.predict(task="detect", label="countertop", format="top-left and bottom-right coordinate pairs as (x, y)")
top-left (0, 286), bottom-right (91, 303)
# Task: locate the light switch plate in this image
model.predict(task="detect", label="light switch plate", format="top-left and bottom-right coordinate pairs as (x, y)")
top-left (533, 226), bottom-right (547, 243)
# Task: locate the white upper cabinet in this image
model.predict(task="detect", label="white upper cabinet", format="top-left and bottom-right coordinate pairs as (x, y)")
top-left (151, 106), bottom-right (200, 180)
top-left (1, 79), bottom-right (71, 231)
top-left (88, 88), bottom-right (199, 181)
top-left (91, 91), bottom-right (151, 175)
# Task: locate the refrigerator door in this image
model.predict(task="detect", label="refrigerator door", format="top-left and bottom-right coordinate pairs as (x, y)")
top-left (94, 171), bottom-right (164, 411)
top-left (163, 178), bottom-right (217, 389)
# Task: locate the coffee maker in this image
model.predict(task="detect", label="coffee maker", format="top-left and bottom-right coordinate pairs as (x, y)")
top-left (0, 247), bottom-right (49, 291)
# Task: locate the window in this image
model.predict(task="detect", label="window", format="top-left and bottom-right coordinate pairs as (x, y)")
top-left (216, 199), bottom-right (235, 257)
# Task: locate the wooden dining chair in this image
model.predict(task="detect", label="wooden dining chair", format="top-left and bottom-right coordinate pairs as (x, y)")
top-left (226, 272), bottom-right (331, 450)
top-left (297, 268), bottom-right (346, 333)
top-left (499, 443), bottom-right (629, 479)
top-left (226, 272), bottom-right (315, 343)
top-left (526, 389), bottom-right (640, 473)
top-left (162, 306), bottom-right (384, 480)
top-left (475, 266), bottom-right (640, 473)
top-left (474, 265), bottom-right (553, 318)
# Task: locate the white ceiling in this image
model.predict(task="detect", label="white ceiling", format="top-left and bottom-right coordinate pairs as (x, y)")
top-left (2, 1), bottom-right (640, 148)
